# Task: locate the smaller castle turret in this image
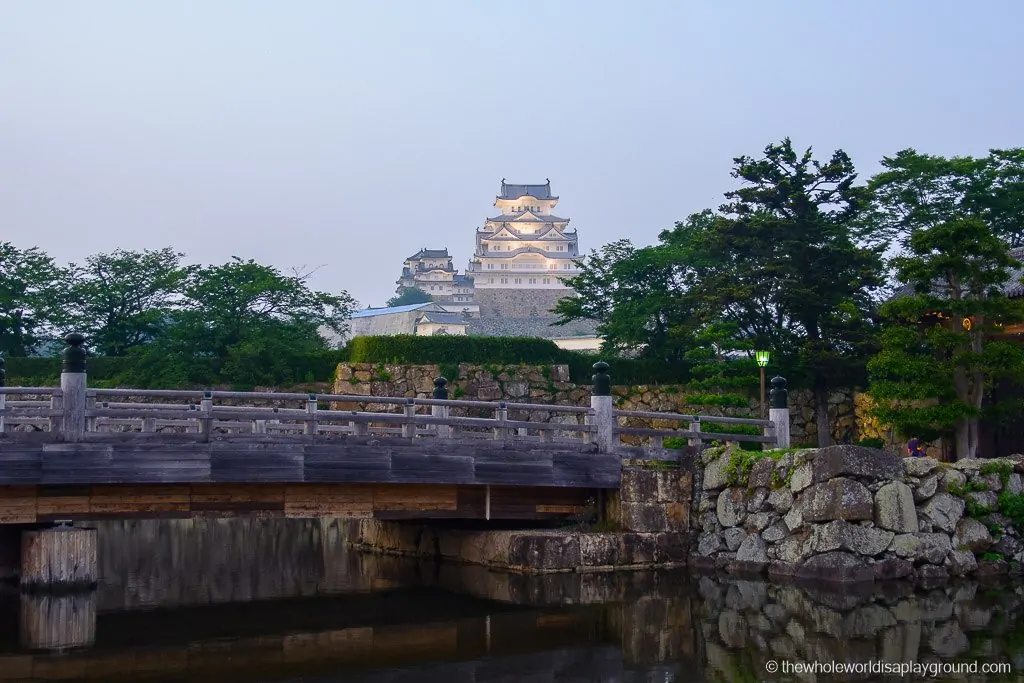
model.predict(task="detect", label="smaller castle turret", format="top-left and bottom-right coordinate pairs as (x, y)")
top-left (395, 248), bottom-right (474, 303)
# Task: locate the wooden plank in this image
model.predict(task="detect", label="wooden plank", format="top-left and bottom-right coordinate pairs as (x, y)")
top-left (190, 484), bottom-right (287, 504)
top-left (0, 486), bottom-right (36, 523)
top-left (284, 484), bottom-right (374, 517)
top-left (37, 495), bottom-right (91, 518)
top-left (209, 445), bottom-right (304, 483)
top-left (389, 451), bottom-right (475, 484)
top-left (373, 484), bottom-right (457, 511)
top-left (0, 450), bottom-right (42, 486)
top-left (89, 485), bottom-right (191, 515)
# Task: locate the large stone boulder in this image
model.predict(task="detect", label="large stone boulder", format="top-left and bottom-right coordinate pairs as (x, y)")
top-left (914, 474), bottom-right (939, 502)
top-left (768, 488), bottom-right (794, 513)
top-left (810, 445), bottom-right (904, 483)
top-left (919, 493), bottom-right (965, 534)
top-left (952, 518), bottom-right (993, 553)
top-left (748, 458), bottom-right (776, 489)
top-left (796, 478), bottom-right (874, 523)
top-left (947, 549), bottom-right (978, 577)
top-left (904, 457), bottom-right (940, 477)
top-left (736, 534), bottom-right (769, 563)
top-left (810, 520), bottom-right (895, 556)
top-left (717, 488), bottom-right (747, 528)
top-left (890, 533), bottom-right (952, 565)
top-left (874, 481), bottom-right (919, 533)
top-left (776, 529), bottom-right (813, 564)
top-left (698, 532), bottom-right (723, 556)
top-left (794, 551), bottom-right (873, 583)
top-left (703, 451), bottom-right (731, 490)
top-left (939, 468), bottom-right (967, 492)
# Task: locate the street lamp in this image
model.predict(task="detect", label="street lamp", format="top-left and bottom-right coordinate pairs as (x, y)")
top-left (755, 351), bottom-right (770, 419)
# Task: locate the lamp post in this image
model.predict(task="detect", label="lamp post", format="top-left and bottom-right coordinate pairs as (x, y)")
top-left (755, 350), bottom-right (770, 419)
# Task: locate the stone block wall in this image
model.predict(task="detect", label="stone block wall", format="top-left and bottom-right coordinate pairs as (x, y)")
top-left (332, 362), bottom-right (875, 448)
top-left (693, 444), bottom-right (1024, 583)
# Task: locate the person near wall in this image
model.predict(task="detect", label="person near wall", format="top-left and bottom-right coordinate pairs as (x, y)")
top-left (907, 438), bottom-right (926, 458)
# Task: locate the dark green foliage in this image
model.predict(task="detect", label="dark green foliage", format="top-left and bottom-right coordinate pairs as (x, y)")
top-left (557, 139), bottom-right (887, 448)
top-left (853, 437), bottom-right (886, 449)
top-left (63, 248), bottom-right (188, 356)
top-left (348, 335), bottom-right (563, 364)
top-left (998, 491), bottom-right (1024, 531)
top-left (345, 335), bottom-right (689, 385)
top-left (683, 393), bottom-right (748, 408)
top-left (868, 216), bottom-right (1024, 457)
top-left (385, 287), bottom-right (432, 307)
top-left (0, 242), bottom-right (69, 357)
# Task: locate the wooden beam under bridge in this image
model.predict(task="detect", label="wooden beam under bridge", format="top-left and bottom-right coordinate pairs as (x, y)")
top-left (0, 483), bottom-right (597, 524)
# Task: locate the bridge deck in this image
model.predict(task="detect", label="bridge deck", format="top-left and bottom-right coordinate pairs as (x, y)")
top-left (0, 434), bottom-right (617, 523)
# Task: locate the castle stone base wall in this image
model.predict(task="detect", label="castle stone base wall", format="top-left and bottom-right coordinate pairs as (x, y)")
top-left (474, 288), bottom-right (574, 318)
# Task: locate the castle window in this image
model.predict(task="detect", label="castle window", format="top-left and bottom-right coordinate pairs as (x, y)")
top-left (489, 278), bottom-right (494, 283)
top-left (514, 278), bottom-right (522, 284)
top-left (564, 264), bottom-right (571, 269)
top-left (543, 278), bottom-right (550, 284)
top-left (487, 263), bottom-right (493, 269)
top-left (500, 264), bottom-right (508, 270)
top-left (501, 278), bottom-right (507, 284)
top-left (529, 278), bottom-right (536, 284)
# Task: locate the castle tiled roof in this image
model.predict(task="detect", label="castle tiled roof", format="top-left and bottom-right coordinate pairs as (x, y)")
top-left (406, 248), bottom-right (451, 261)
top-left (417, 312), bottom-right (470, 326)
top-left (485, 212), bottom-right (569, 223)
top-left (478, 246), bottom-right (578, 259)
top-left (498, 180), bottom-right (555, 200)
top-left (890, 246), bottom-right (1024, 300)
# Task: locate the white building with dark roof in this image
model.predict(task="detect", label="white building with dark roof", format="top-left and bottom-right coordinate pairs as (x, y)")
top-left (396, 248), bottom-right (474, 302)
top-left (467, 179), bottom-right (580, 293)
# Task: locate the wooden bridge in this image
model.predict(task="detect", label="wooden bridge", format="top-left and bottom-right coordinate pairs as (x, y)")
top-left (0, 336), bottom-right (789, 586)
top-left (0, 336), bottom-right (788, 526)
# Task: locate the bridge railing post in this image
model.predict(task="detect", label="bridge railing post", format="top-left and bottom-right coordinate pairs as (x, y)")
top-left (59, 334), bottom-right (88, 442)
top-left (590, 361), bottom-right (615, 454)
top-left (768, 376), bottom-right (790, 449)
top-left (198, 391), bottom-right (213, 439)
top-left (432, 377), bottom-right (451, 439)
top-left (493, 402), bottom-right (509, 440)
top-left (402, 398), bottom-right (416, 438)
top-left (306, 394), bottom-right (318, 436)
top-left (688, 417), bottom-right (702, 449)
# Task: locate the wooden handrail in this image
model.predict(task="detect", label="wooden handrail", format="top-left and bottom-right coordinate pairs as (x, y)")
top-left (613, 408), bottom-right (772, 427)
top-left (0, 387), bottom-right (62, 395)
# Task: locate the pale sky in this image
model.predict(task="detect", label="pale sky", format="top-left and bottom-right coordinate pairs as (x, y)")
top-left (2, 1), bottom-right (1022, 308)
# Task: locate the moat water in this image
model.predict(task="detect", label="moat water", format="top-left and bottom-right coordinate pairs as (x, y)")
top-left (2, 518), bottom-right (1024, 682)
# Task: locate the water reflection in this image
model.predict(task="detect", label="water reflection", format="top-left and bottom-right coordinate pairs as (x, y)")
top-left (0, 519), bottom-right (1023, 681)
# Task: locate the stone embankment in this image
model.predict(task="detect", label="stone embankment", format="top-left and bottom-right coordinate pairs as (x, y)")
top-left (694, 444), bottom-right (1024, 583)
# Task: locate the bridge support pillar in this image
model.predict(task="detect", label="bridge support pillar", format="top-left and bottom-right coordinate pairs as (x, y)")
top-left (21, 526), bottom-right (98, 591)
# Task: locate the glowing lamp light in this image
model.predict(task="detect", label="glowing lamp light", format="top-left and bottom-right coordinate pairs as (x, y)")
top-left (962, 318), bottom-right (973, 331)
top-left (755, 351), bottom-right (770, 368)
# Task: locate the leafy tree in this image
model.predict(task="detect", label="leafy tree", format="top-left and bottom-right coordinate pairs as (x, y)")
top-left (554, 235), bottom-right (698, 362)
top-left (386, 287), bottom-right (432, 307)
top-left (0, 242), bottom-right (69, 356)
top-left (63, 248), bottom-right (189, 356)
top-left (871, 148), bottom-right (1024, 247)
top-left (127, 257), bottom-right (355, 386)
top-left (686, 139), bottom-right (887, 445)
top-left (868, 218), bottom-right (1024, 459)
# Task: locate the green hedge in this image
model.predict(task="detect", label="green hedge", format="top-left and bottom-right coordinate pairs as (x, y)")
top-left (3, 336), bottom-right (692, 388)
top-left (346, 335), bottom-right (689, 385)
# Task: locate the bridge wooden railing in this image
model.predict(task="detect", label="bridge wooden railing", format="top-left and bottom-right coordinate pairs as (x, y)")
top-left (0, 337), bottom-right (793, 453)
